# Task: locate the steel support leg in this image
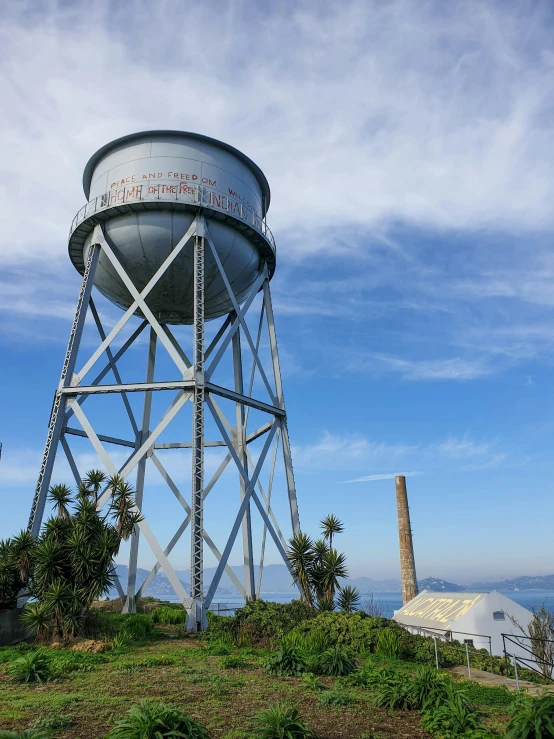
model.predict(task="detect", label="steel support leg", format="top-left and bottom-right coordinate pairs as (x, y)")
top-left (124, 328), bottom-right (157, 613)
top-left (263, 278), bottom-right (301, 535)
top-left (28, 241), bottom-right (100, 536)
top-left (188, 231), bottom-right (207, 631)
top-left (232, 328), bottom-right (255, 601)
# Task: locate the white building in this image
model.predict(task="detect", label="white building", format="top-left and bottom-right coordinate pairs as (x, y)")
top-left (394, 590), bottom-right (533, 660)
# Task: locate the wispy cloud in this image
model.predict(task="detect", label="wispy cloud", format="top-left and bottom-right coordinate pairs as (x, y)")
top-left (355, 355), bottom-right (491, 381)
top-left (294, 431), bottom-right (516, 474)
top-left (343, 471), bottom-right (423, 483)
top-left (292, 432), bottom-right (418, 471)
top-left (2, 1), bottom-right (554, 267)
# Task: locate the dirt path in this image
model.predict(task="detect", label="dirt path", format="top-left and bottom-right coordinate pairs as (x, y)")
top-left (449, 666), bottom-right (554, 695)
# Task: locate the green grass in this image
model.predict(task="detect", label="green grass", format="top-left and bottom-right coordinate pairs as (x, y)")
top-left (454, 679), bottom-right (514, 707)
top-left (0, 637), bottom-right (519, 738)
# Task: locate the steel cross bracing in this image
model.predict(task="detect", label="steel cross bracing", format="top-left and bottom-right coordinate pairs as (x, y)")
top-left (28, 214), bottom-right (300, 627)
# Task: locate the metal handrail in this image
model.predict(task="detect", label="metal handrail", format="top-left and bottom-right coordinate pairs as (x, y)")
top-left (502, 633), bottom-right (554, 684)
top-left (69, 183), bottom-right (276, 254)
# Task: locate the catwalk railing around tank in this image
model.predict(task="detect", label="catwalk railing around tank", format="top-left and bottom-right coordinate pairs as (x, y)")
top-left (69, 182), bottom-right (276, 254)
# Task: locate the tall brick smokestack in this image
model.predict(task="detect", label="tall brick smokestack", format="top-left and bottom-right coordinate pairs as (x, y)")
top-left (395, 475), bottom-right (418, 605)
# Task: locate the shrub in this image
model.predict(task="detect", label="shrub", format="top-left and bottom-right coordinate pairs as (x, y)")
top-left (204, 599), bottom-right (316, 646)
top-left (151, 606), bottom-right (186, 625)
top-left (505, 693), bottom-right (554, 738)
top-left (254, 703), bottom-right (317, 738)
top-left (293, 612), bottom-right (405, 654)
top-left (0, 732), bottom-right (49, 739)
top-left (312, 646), bottom-right (356, 676)
top-left (106, 700), bottom-right (211, 738)
top-left (376, 628), bottom-right (401, 659)
top-left (84, 611), bottom-right (154, 641)
top-left (317, 686), bottom-right (355, 706)
top-left (265, 646), bottom-right (309, 677)
top-left (9, 650), bottom-right (52, 684)
top-left (207, 641), bottom-right (233, 656)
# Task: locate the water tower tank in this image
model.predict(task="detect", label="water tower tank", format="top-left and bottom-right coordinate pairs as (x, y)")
top-left (68, 131), bottom-right (276, 324)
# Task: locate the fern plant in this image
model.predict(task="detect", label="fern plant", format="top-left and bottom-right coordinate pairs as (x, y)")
top-left (106, 700), bottom-right (211, 738)
top-left (254, 703), bottom-right (318, 738)
top-left (505, 693), bottom-right (554, 738)
top-left (9, 650), bottom-right (52, 684)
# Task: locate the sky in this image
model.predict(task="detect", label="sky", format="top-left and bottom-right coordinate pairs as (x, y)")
top-left (1, 0), bottom-right (554, 586)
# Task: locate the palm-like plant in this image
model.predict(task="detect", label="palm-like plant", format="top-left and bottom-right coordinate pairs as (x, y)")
top-left (83, 469), bottom-right (107, 504)
top-left (21, 602), bottom-right (51, 641)
top-left (0, 470), bottom-right (141, 640)
top-left (0, 539), bottom-right (21, 609)
top-left (320, 514), bottom-right (343, 550)
top-left (287, 533), bottom-right (316, 606)
top-left (318, 549), bottom-right (348, 599)
top-left (315, 594), bottom-right (335, 612)
top-left (312, 539), bottom-right (329, 565)
top-left (11, 530), bottom-right (36, 582)
top-left (48, 484), bottom-right (72, 519)
top-left (336, 585), bottom-right (361, 613)
top-left (108, 476), bottom-right (143, 540)
top-left (287, 514), bottom-right (351, 611)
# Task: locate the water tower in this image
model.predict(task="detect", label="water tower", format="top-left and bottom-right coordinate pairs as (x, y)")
top-left (28, 131), bottom-right (300, 628)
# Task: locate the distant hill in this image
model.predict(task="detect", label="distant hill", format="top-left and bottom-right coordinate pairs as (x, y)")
top-left (418, 574), bottom-right (554, 593)
top-left (468, 575), bottom-right (554, 592)
top-left (109, 564), bottom-right (554, 600)
top-left (418, 577), bottom-right (465, 592)
top-left (110, 564), bottom-right (401, 598)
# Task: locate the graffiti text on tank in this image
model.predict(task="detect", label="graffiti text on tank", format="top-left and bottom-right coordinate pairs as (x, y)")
top-left (110, 173), bottom-right (217, 188)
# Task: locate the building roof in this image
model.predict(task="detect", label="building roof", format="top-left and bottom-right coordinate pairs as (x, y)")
top-left (394, 591), bottom-right (487, 629)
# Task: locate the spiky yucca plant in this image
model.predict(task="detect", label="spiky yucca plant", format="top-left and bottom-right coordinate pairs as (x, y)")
top-left (287, 514), bottom-right (356, 611)
top-left (0, 469), bottom-right (143, 640)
